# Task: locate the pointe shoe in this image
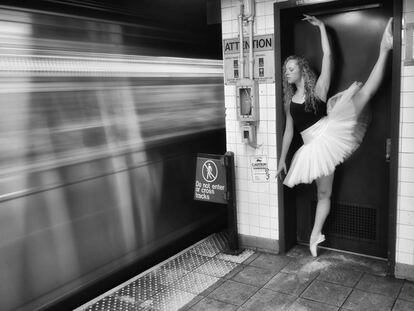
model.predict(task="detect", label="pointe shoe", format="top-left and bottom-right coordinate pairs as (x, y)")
top-left (309, 234), bottom-right (325, 257)
top-left (381, 18), bottom-right (393, 51)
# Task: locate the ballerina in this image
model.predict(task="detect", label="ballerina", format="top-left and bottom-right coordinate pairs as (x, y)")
top-left (276, 15), bottom-right (393, 257)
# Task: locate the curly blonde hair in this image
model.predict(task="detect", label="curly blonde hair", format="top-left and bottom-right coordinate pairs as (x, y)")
top-left (282, 55), bottom-right (318, 114)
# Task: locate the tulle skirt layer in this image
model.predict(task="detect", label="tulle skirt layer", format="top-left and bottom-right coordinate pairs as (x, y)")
top-left (283, 82), bottom-right (370, 188)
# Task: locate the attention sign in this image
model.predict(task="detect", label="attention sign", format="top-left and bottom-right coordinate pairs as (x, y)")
top-left (194, 155), bottom-right (227, 204)
top-left (223, 35), bottom-right (274, 55)
top-left (223, 34), bottom-right (275, 84)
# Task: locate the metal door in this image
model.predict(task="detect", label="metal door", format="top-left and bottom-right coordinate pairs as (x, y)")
top-left (279, 1), bottom-right (392, 257)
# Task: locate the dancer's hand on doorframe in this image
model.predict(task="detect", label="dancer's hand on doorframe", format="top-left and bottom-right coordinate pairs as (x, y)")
top-left (302, 14), bottom-right (323, 27)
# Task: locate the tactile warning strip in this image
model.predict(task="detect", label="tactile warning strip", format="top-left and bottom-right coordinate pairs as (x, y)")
top-left (216, 249), bottom-right (256, 263)
top-left (145, 287), bottom-right (197, 311)
top-left (194, 258), bottom-right (239, 277)
top-left (76, 232), bottom-right (255, 311)
top-left (189, 232), bottom-right (229, 257)
top-left (113, 274), bottom-right (166, 302)
top-left (165, 252), bottom-right (211, 272)
top-left (84, 295), bottom-right (146, 311)
top-left (150, 265), bottom-right (189, 286)
top-left (170, 271), bottom-right (219, 295)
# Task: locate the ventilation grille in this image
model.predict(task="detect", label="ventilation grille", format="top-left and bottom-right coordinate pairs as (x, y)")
top-left (312, 201), bottom-right (377, 241)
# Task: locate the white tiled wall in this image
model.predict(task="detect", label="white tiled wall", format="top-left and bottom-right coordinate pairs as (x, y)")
top-left (222, 0), bottom-right (283, 243)
top-left (396, 0), bottom-right (414, 266)
top-left (221, 0), bottom-right (414, 265)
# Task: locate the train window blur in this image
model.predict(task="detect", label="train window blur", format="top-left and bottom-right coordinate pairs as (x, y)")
top-left (0, 8), bottom-right (225, 193)
top-left (0, 3), bottom-right (225, 310)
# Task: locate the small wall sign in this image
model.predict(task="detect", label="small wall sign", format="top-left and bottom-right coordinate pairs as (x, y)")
top-left (405, 23), bottom-right (414, 66)
top-left (250, 155), bottom-right (270, 182)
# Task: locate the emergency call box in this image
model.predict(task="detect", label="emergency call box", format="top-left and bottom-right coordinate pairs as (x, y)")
top-left (236, 79), bottom-right (259, 122)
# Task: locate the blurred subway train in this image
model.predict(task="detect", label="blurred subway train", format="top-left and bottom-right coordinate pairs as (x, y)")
top-left (0, 1), bottom-right (226, 310)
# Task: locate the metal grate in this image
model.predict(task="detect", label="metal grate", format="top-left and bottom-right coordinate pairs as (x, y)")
top-left (312, 201), bottom-right (377, 241)
top-left (76, 232), bottom-right (256, 311)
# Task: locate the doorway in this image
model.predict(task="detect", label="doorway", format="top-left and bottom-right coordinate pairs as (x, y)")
top-left (275, 0), bottom-right (401, 260)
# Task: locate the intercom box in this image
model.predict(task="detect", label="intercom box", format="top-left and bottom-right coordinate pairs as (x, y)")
top-left (236, 79), bottom-right (259, 122)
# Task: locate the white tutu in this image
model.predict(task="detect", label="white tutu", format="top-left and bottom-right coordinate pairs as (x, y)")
top-left (283, 82), bottom-right (370, 188)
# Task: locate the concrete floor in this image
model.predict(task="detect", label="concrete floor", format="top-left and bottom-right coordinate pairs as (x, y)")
top-left (77, 233), bottom-right (414, 311)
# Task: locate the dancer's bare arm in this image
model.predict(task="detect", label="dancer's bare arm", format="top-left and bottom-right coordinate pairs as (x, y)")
top-left (277, 107), bottom-right (294, 179)
top-left (303, 14), bottom-right (333, 102)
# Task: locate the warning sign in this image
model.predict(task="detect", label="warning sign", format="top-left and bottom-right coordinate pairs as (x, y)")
top-left (223, 34), bottom-right (275, 84)
top-left (250, 156), bottom-right (270, 182)
top-left (194, 156), bottom-right (227, 204)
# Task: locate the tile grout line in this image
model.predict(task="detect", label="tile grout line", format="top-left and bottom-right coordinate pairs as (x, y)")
top-left (234, 256), bottom-right (295, 310)
top-left (339, 270), bottom-right (408, 311)
top-left (196, 252), bottom-right (278, 310)
top-left (148, 234), bottom-right (234, 310)
top-left (337, 270), bottom-right (366, 310)
top-left (149, 248), bottom-right (221, 306)
top-left (292, 296), bottom-right (341, 310)
top-left (189, 254), bottom-right (258, 310)
top-left (353, 272), bottom-right (406, 299)
top-left (233, 279), bottom-right (265, 310)
top-left (296, 270), bottom-right (320, 299)
top-left (297, 279), bottom-right (345, 309)
top-left (162, 236), bottom-right (237, 304)
top-left (390, 278), bottom-right (406, 310)
top-left (167, 242), bottom-right (259, 310)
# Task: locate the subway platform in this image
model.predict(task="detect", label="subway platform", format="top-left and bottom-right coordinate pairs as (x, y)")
top-left (76, 233), bottom-right (414, 311)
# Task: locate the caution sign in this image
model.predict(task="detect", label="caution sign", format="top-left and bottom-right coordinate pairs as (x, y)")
top-left (194, 155), bottom-right (227, 204)
top-left (250, 155), bottom-right (270, 182)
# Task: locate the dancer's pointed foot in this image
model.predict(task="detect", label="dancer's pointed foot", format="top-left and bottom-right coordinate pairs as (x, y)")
top-left (381, 17), bottom-right (393, 52)
top-left (309, 234), bottom-right (325, 257)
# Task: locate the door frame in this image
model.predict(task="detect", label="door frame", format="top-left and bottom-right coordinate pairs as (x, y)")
top-left (274, 0), bottom-right (402, 275)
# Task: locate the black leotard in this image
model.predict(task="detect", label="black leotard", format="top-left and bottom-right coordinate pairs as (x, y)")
top-left (290, 99), bottom-right (327, 132)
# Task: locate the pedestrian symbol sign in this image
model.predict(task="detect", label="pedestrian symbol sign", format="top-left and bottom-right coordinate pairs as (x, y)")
top-left (194, 155), bottom-right (227, 204)
top-left (202, 160), bottom-right (218, 182)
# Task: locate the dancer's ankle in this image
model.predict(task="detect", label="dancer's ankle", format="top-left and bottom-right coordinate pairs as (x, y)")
top-left (310, 232), bottom-right (321, 243)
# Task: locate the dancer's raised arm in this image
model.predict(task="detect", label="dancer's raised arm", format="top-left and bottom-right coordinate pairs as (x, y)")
top-left (303, 14), bottom-right (333, 102)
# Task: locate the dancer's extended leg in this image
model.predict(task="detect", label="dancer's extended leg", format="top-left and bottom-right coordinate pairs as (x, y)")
top-left (352, 18), bottom-right (393, 115)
